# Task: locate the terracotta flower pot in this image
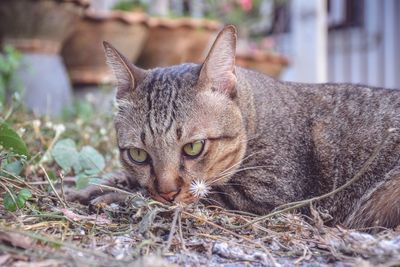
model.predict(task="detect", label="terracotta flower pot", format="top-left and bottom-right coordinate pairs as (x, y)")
top-left (136, 17), bottom-right (221, 69)
top-left (61, 10), bottom-right (148, 85)
top-left (0, 0), bottom-right (89, 116)
top-left (0, 0), bottom-right (89, 53)
top-left (236, 50), bottom-right (289, 78)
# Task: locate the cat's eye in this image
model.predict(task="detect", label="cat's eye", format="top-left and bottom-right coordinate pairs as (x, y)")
top-left (128, 148), bottom-right (149, 164)
top-left (183, 140), bottom-right (205, 158)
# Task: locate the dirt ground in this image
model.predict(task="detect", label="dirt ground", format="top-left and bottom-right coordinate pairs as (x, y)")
top-left (1, 191), bottom-right (400, 267)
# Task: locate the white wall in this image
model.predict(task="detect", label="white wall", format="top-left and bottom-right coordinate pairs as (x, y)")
top-left (282, 0), bottom-right (327, 83)
top-left (281, 0), bottom-right (400, 89)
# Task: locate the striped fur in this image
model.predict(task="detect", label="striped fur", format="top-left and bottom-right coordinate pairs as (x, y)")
top-left (105, 27), bottom-right (400, 230)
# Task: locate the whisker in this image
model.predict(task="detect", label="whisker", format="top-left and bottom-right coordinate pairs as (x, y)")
top-left (209, 165), bottom-right (269, 186)
top-left (238, 134), bottom-right (259, 144)
top-left (219, 165), bottom-right (271, 177)
top-left (184, 169), bottom-right (198, 180)
top-left (218, 151), bottom-right (264, 177)
top-left (208, 175), bottom-right (230, 185)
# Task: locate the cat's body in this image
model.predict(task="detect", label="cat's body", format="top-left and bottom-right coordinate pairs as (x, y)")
top-left (68, 26), bottom-right (400, 230)
top-left (213, 67), bottom-right (400, 228)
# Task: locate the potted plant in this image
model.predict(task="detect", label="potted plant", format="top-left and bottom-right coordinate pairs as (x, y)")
top-left (205, 0), bottom-right (289, 78)
top-left (61, 3), bottom-right (149, 85)
top-left (236, 49), bottom-right (289, 78)
top-left (136, 16), bottom-right (221, 69)
top-left (0, 0), bottom-right (89, 115)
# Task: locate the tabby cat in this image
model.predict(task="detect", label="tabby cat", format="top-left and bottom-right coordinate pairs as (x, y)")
top-left (70, 26), bottom-right (400, 229)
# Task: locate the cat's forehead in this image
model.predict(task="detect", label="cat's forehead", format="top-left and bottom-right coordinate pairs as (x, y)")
top-left (135, 63), bottom-right (201, 116)
top-left (140, 63), bottom-right (200, 92)
top-left (115, 64), bottom-right (202, 145)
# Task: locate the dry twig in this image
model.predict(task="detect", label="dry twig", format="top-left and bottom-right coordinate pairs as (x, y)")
top-left (164, 207), bottom-right (181, 253)
top-left (40, 165), bottom-right (67, 208)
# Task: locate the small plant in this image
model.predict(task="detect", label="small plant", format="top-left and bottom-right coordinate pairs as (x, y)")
top-left (0, 121), bottom-right (29, 157)
top-left (112, 0), bottom-right (148, 11)
top-left (51, 138), bottom-right (106, 189)
top-left (0, 46), bottom-right (22, 113)
top-left (3, 188), bottom-right (32, 212)
top-left (0, 120), bottom-right (31, 211)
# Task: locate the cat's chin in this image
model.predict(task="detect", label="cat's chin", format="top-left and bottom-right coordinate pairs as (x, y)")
top-left (148, 190), bottom-right (197, 205)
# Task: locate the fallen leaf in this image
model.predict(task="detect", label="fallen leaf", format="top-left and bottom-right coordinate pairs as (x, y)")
top-left (0, 231), bottom-right (33, 249)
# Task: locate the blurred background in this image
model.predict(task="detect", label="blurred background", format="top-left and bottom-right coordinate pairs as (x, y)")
top-left (0, 0), bottom-right (399, 117)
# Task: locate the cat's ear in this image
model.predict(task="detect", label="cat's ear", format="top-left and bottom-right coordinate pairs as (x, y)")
top-left (198, 25), bottom-right (237, 98)
top-left (103, 41), bottom-right (146, 99)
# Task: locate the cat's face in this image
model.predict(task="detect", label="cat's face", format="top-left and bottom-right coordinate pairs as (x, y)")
top-left (105, 26), bottom-right (246, 204)
top-left (114, 65), bottom-right (247, 203)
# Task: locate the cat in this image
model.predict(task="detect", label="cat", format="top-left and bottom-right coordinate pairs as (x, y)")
top-left (68, 25), bottom-right (400, 230)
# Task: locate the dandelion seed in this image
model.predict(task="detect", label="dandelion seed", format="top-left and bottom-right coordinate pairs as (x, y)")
top-left (189, 179), bottom-right (210, 198)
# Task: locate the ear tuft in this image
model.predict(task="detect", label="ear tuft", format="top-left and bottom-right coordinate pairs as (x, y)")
top-left (199, 25), bottom-right (237, 97)
top-left (103, 41), bottom-right (146, 99)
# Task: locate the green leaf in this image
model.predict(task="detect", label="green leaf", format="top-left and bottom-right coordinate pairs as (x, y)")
top-left (51, 139), bottom-right (81, 173)
top-left (16, 195), bottom-right (25, 208)
top-left (89, 177), bottom-right (102, 184)
top-left (5, 188), bottom-right (32, 209)
top-left (75, 175), bottom-right (101, 190)
top-left (3, 160), bottom-right (23, 176)
top-left (18, 188), bottom-right (32, 200)
top-left (0, 122), bottom-right (29, 157)
top-left (46, 170), bottom-right (57, 181)
top-left (3, 192), bottom-right (17, 212)
top-left (75, 174), bottom-right (90, 190)
top-left (79, 146), bottom-right (105, 175)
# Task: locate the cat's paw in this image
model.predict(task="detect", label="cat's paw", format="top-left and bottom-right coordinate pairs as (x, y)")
top-left (63, 185), bottom-right (104, 205)
top-left (59, 171), bottom-right (139, 206)
top-left (89, 192), bottom-right (131, 206)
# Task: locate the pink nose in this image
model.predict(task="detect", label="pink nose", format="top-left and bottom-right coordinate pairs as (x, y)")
top-left (159, 190), bottom-right (180, 202)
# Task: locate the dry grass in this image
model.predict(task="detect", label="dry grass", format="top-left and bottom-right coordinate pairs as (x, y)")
top-left (2, 179), bottom-right (400, 266)
top-left (1, 111), bottom-right (400, 267)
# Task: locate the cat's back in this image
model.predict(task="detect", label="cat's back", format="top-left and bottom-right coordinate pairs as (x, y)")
top-left (236, 67), bottom-right (400, 149)
top-left (236, 66), bottom-right (400, 126)
top-left (233, 67), bottom-right (400, 224)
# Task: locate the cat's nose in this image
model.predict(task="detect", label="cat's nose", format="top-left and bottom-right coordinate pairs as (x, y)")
top-left (159, 189), bottom-right (180, 202)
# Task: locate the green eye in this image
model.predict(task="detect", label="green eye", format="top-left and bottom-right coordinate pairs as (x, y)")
top-left (128, 148), bottom-right (149, 164)
top-left (183, 140), bottom-right (205, 158)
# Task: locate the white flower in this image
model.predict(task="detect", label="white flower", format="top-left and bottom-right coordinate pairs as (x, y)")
top-left (189, 179), bottom-right (210, 198)
top-left (45, 121), bottom-right (53, 128)
top-left (17, 127), bottom-right (26, 135)
top-left (32, 119), bottom-right (41, 128)
top-left (53, 124), bottom-right (66, 135)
